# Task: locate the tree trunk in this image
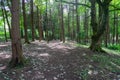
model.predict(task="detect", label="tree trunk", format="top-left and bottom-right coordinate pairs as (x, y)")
top-left (112, 10), bottom-right (116, 44)
top-left (84, 0), bottom-right (88, 44)
top-left (89, 0), bottom-right (111, 52)
top-left (67, 11), bottom-right (70, 39)
top-left (75, 0), bottom-right (80, 42)
top-left (58, 3), bottom-right (62, 41)
top-left (30, 0), bottom-right (35, 41)
top-left (2, 1), bottom-right (11, 39)
top-left (72, 5), bottom-right (75, 40)
top-left (45, 0), bottom-right (49, 43)
top-left (37, 7), bottom-right (43, 41)
top-left (9, 0), bottom-right (24, 68)
top-left (60, 1), bottom-right (65, 43)
top-left (116, 12), bottom-right (119, 44)
top-left (2, 9), bottom-right (8, 42)
top-left (22, 0), bottom-right (30, 44)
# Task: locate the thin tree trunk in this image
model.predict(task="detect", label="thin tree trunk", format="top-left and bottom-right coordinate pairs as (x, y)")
top-left (104, 15), bottom-right (110, 47)
top-left (2, 9), bottom-right (8, 42)
top-left (72, 5), bottom-right (75, 40)
top-left (116, 12), bottom-right (119, 44)
top-left (30, 0), bottom-right (35, 41)
top-left (2, 1), bottom-right (11, 39)
top-left (112, 10), bottom-right (116, 44)
top-left (58, 3), bottom-right (62, 41)
top-left (22, 0), bottom-right (30, 44)
top-left (60, 1), bottom-right (65, 43)
top-left (84, 0), bottom-right (88, 44)
top-left (45, 0), bottom-right (49, 43)
top-left (68, 11), bottom-right (70, 39)
top-left (37, 7), bottom-right (43, 41)
top-left (75, 0), bottom-right (80, 42)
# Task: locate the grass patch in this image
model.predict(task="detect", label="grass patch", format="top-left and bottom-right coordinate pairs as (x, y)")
top-left (75, 68), bottom-right (89, 80)
top-left (91, 54), bottom-right (120, 73)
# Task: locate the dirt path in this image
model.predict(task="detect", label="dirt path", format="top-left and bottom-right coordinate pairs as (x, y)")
top-left (0, 40), bottom-right (119, 80)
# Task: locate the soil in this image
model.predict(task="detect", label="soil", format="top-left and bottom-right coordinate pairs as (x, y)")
top-left (0, 40), bottom-right (119, 80)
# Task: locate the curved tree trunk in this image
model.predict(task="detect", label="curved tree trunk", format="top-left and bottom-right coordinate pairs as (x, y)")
top-left (89, 0), bottom-right (111, 52)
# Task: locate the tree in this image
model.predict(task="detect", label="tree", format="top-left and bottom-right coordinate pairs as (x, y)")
top-left (9, 0), bottom-right (24, 67)
top-left (1, 1), bottom-right (11, 39)
top-left (30, 0), bottom-right (35, 41)
top-left (75, 0), bottom-right (80, 42)
top-left (37, 6), bottom-right (43, 41)
top-left (60, 1), bottom-right (65, 43)
top-left (89, 0), bottom-right (112, 51)
top-left (1, 7), bottom-right (8, 42)
top-left (22, 0), bottom-right (30, 44)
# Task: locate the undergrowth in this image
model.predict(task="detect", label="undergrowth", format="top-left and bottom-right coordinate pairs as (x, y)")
top-left (107, 45), bottom-right (120, 52)
top-left (92, 54), bottom-right (120, 73)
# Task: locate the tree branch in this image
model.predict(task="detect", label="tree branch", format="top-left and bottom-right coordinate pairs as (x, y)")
top-left (55, 0), bottom-right (90, 8)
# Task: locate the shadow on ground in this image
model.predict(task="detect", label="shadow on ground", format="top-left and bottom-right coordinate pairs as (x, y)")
top-left (0, 40), bottom-right (119, 80)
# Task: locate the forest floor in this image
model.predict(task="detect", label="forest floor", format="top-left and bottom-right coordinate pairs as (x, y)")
top-left (0, 40), bottom-right (120, 80)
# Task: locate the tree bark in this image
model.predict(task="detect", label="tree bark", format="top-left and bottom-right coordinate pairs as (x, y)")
top-left (30, 0), bottom-right (35, 41)
top-left (75, 0), bottom-right (80, 42)
top-left (2, 9), bottom-right (8, 42)
top-left (37, 7), bottom-right (43, 41)
top-left (9, 0), bottom-right (24, 68)
top-left (22, 0), bottom-right (30, 44)
top-left (72, 5), bottom-right (75, 40)
top-left (60, 1), bottom-right (65, 43)
top-left (67, 10), bottom-right (70, 39)
top-left (1, 1), bottom-right (11, 39)
top-left (89, 0), bottom-right (111, 52)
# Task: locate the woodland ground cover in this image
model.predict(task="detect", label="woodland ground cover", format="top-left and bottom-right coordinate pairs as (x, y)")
top-left (0, 40), bottom-right (120, 80)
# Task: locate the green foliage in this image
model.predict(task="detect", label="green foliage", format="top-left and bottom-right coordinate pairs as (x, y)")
top-left (75, 68), bottom-right (89, 80)
top-left (92, 54), bottom-right (110, 66)
top-left (80, 69), bottom-right (89, 80)
top-left (34, 0), bottom-right (47, 14)
top-left (107, 45), bottom-right (120, 51)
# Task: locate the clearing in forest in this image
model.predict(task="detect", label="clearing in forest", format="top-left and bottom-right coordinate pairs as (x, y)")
top-left (0, 40), bottom-right (120, 80)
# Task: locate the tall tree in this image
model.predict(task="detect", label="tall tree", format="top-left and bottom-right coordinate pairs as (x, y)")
top-left (30, 0), bottom-right (35, 41)
top-left (67, 5), bottom-right (71, 39)
top-left (60, 1), bottom-right (65, 42)
top-left (1, 1), bottom-right (11, 39)
top-left (10, 0), bottom-right (24, 67)
top-left (37, 7), bottom-right (43, 41)
top-left (89, 0), bottom-right (112, 51)
top-left (22, 0), bottom-right (30, 43)
top-left (2, 8), bottom-right (8, 42)
top-left (75, 0), bottom-right (80, 42)
top-left (72, 5), bottom-right (75, 40)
